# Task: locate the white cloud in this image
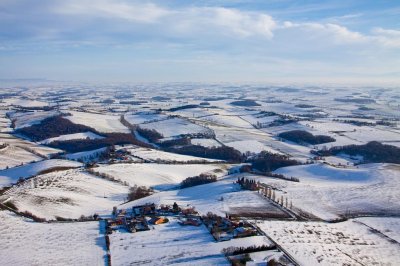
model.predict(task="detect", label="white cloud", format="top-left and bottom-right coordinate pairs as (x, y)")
top-left (6, 0), bottom-right (399, 49)
top-left (209, 7), bottom-right (276, 38)
top-left (372, 28), bottom-right (400, 37)
top-left (55, 0), bottom-right (170, 23)
top-left (54, 1), bottom-right (277, 40)
top-left (324, 23), bottom-right (366, 43)
top-left (370, 27), bottom-right (400, 48)
top-left (281, 21), bottom-right (366, 44)
top-left (1, 0), bottom-right (399, 83)
top-left (280, 21), bottom-right (400, 48)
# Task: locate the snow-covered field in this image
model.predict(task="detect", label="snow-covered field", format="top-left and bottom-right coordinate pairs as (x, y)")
top-left (190, 138), bottom-right (221, 148)
top-left (275, 163), bottom-right (375, 182)
top-left (264, 119), bottom-right (400, 149)
top-left (224, 139), bottom-right (282, 154)
top-left (9, 110), bottom-right (60, 129)
top-left (258, 220), bottom-right (400, 265)
top-left (123, 112), bottom-right (167, 125)
top-left (65, 111), bottom-right (130, 133)
top-left (0, 211), bottom-right (105, 266)
top-left (240, 113), bottom-right (280, 126)
top-left (121, 175), bottom-right (287, 217)
top-left (4, 98), bottom-right (49, 108)
top-left (0, 133), bottom-right (61, 154)
top-left (125, 146), bottom-right (221, 162)
top-left (65, 147), bottom-right (107, 162)
top-left (0, 169), bottom-right (128, 219)
top-left (0, 159), bottom-right (82, 188)
top-left (0, 133), bottom-right (61, 169)
top-left (355, 217), bottom-right (400, 243)
top-left (40, 131), bottom-right (104, 144)
top-left (268, 163), bottom-right (400, 220)
top-left (110, 218), bottom-right (271, 266)
top-left (0, 144), bottom-right (43, 170)
top-left (0, 84), bottom-right (399, 265)
top-left (200, 114), bottom-right (254, 129)
top-left (95, 163), bottom-right (229, 190)
top-left (139, 117), bottom-right (212, 138)
top-left (208, 125), bottom-right (286, 155)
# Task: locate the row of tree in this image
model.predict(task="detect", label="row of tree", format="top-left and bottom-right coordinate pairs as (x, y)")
top-left (167, 145), bottom-right (244, 163)
top-left (236, 177), bottom-right (258, 191)
top-left (16, 115), bottom-right (96, 141)
top-left (181, 173), bottom-right (217, 188)
top-left (317, 141), bottom-right (400, 164)
top-left (278, 130), bottom-right (335, 145)
top-left (49, 132), bottom-right (148, 153)
top-left (136, 127), bottom-right (164, 142)
top-left (250, 151), bottom-right (300, 172)
top-left (127, 185), bottom-right (154, 202)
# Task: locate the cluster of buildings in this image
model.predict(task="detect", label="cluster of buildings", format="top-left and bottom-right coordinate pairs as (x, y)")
top-left (106, 202), bottom-right (202, 234)
top-left (202, 213), bottom-right (259, 242)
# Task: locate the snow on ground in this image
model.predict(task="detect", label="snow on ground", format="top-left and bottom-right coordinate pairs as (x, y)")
top-left (139, 117), bottom-right (212, 138)
top-left (65, 111), bottom-right (130, 133)
top-left (121, 175), bottom-right (286, 217)
top-left (125, 146), bottom-right (221, 162)
top-left (275, 163), bottom-right (375, 183)
top-left (65, 147), bottom-right (108, 162)
top-left (224, 140), bottom-right (281, 154)
top-left (0, 169), bottom-right (128, 219)
top-left (321, 156), bottom-right (357, 166)
top-left (294, 119), bottom-right (400, 149)
top-left (40, 131), bottom-right (104, 144)
top-left (240, 114), bottom-right (280, 126)
top-left (0, 211), bottom-right (105, 266)
top-left (171, 107), bottom-right (216, 118)
top-left (4, 98), bottom-right (49, 108)
top-left (298, 120), bottom-right (359, 133)
top-left (0, 144), bottom-right (42, 170)
top-left (245, 250), bottom-right (292, 265)
top-left (355, 217), bottom-right (400, 243)
top-left (0, 133), bottom-right (61, 156)
top-left (0, 116), bottom-right (11, 133)
top-left (208, 125), bottom-right (288, 156)
top-left (266, 163), bottom-right (400, 220)
top-left (342, 126), bottom-right (400, 144)
top-left (257, 120), bottom-right (358, 149)
top-left (200, 114), bottom-right (254, 129)
top-left (191, 138), bottom-right (221, 148)
top-left (9, 110), bottom-right (60, 129)
top-left (110, 218), bottom-right (271, 266)
top-left (207, 124), bottom-right (268, 145)
top-left (259, 121), bottom-right (308, 134)
top-left (258, 220), bottom-right (400, 266)
top-left (95, 163), bottom-right (229, 190)
top-left (123, 112), bottom-right (167, 125)
top-left (0, 159), bottom-right (82, 188)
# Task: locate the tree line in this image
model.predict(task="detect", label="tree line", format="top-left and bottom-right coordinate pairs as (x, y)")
top-left (317, 141), bottom-right (400, 164)
top-left (278, 130), bottom-right (335, 145)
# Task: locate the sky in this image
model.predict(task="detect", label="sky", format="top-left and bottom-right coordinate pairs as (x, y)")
top-left (0, 0), bottom-right (399, 85)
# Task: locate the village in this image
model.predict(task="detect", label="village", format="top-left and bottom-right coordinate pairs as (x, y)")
top-left (102, 202), bottom-right (296, 265)
top-left (106, 202), bottom-right (259, 241)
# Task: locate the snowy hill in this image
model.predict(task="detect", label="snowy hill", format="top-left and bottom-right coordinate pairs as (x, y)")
top-left (0, 159), bottom-right (82, 188)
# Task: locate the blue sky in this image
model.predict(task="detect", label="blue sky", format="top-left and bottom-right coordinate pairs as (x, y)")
top-left (0, 0), bottom-right (399, 84)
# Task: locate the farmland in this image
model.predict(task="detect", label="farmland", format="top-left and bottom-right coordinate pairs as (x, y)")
top-left (0, 83), bottom-right (399, 265)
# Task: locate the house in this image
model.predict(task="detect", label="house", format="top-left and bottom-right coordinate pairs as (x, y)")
top-left (148, 217), bottom-right (169, 225)
top-left (214, 232), bottom-right (232, 242)
top-left (132, 203), bottom-right (156, 216)
top-left (181, 207), bottom-right (198, 216)
top-left (126, 218), bottom-right (150, 233)
top-left (178, 217), bottom-right (202, 226)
